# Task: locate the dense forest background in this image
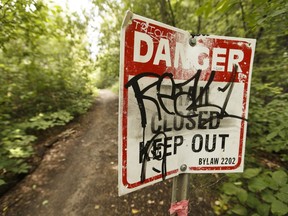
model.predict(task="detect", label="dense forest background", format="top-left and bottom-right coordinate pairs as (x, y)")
top-left (0, 0), bottom-right (287, 215)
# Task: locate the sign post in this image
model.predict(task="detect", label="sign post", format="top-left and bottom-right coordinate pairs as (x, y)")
top-left (118, 10), bottom-right (256, 205)
top-left (170, 173), bottom-right (189, 215)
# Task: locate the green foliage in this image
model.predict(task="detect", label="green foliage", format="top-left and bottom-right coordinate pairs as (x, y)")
top-left (0, 0), bottom-right (95, 184)
top-left (214, 168), bottom-right (288, 216)
top-left (0, 126), bottom-right (35, 176)
top-left (25, 111), bottom-right (74, 130)
top-left (248, 83), bottom-right (288, 160)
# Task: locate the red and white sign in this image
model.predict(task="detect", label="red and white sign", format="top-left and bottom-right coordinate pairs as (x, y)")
top-left (118, 11), bottom-right (256, 195)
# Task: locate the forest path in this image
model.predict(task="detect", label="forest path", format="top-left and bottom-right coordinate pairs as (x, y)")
top-left (0, 90), bottom-right (179, 216)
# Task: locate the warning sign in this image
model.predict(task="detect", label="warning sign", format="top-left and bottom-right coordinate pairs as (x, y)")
top-left (118, 11), bottom-right (256, 195)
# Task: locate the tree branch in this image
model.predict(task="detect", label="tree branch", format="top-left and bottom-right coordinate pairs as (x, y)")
top-left (167, 0), bottom-right (176, 27)
top-left (239, 0), bottom-right (248, 36)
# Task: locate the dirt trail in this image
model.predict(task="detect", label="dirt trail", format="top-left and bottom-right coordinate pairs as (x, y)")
top-left (0, 90), bottom-right (214, 216)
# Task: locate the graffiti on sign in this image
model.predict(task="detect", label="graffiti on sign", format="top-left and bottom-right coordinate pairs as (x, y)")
top-left (118, 11), bottom-right (256, 195)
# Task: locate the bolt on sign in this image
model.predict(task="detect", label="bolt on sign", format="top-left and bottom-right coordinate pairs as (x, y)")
top-left (118, 11), bottom-right (256, 195)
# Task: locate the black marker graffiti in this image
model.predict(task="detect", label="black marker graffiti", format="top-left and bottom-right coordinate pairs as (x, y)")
top-left (139, 132), bottom-right (168, 183)
top-left (125, 65), bottom-right (245, 182)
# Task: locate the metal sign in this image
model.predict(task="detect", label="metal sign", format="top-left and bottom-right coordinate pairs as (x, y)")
top-left (118, 11), bottom-right (256, 195)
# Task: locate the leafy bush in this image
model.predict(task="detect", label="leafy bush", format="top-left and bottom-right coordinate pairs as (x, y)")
top-left (0, 127), bottom-right (35, 181)
top-left (248, 82), bottom-right (288, 162)
top-left (0, 109), bottom-right (80, 185)
top-left (214, 168), bottom-right (288, 216)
